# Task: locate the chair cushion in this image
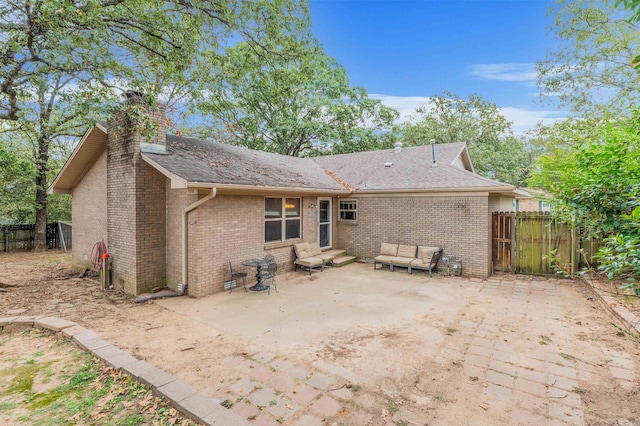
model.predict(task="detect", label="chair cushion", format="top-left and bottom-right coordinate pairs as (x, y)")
top-left (418, 246), bottom-right (440, 264)
top-left (410, 258), bottom-right (431, 268)
top-left (391, 256), bottom-right (413, 266)
top-left (397, 244), bottom-right (417, 258)
top-left (374, 255), bottom-right (395, 263)
top-left (380, 243), bottom-right (398, 256)
top-left (294, 242), bottom-right (312, 259)
top-left (316, 253), bottom-right (334, 262)
top-left (308, 242), bottom-right (323, 256)
top-left (295, 257), bottom-right (323, 267)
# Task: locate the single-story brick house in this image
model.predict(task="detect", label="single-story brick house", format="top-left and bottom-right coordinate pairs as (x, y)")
top-left (49, 96), bottom-right (519, 297)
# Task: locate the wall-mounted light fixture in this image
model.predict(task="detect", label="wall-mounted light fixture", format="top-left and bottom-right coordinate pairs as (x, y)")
top-left (308, 203), bottom-right (317, 209)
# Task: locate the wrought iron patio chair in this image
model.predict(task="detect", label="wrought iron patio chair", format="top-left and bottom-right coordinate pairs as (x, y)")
top-left (228, 261), bottom-right (248, 293)
top-left (260, 255), bottom-right (278, 295)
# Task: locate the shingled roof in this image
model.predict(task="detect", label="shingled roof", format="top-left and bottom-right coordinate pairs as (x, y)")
top-left (144, 135), bottom-right (345, 190)
top-left (313, 143), bottom-right (510, 191)
top-left (49, 124), bottom-right (515, 195)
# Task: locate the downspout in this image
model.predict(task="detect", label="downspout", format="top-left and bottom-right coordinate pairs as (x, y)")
top-left (181, 187), bottom-right (217, 291)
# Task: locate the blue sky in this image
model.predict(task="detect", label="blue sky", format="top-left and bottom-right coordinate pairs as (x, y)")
top-left (308, 0), bottom-right (567, 134)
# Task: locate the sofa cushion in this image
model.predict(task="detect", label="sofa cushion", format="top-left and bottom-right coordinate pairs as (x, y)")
top-left (374, 255), bottom-right (395, 264)
top-left (294, 242), bottom-right (311, 259)
top-left (391, 256), bottom-right (413, 266)
top-left (411, 258), bottom-right (431, 268)
top-left (418, 246), bottom-right (440, 264)
top-left (295, 257), bottom-right (323, 267)
top-left (316, 253), bottom-right (334, 262)
top-left (308, 242), bottom-right (323, 256)
top-left (380, 243), bottom-right (398, 256)
top-left (397, 244), bottom-right (417, 258)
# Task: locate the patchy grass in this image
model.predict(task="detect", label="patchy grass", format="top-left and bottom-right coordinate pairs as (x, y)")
top-left (434, 394), bottom-right (451, 404)
top-left (538, 335), bottom-right (552, 345)
top-left (386, 399), bottom-right (400, 415)
top-left (0, 329), bottom-right (202, 426)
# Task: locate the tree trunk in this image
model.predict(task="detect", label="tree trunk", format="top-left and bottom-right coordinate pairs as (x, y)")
top-left (33, 136), bottom-right (49, 251)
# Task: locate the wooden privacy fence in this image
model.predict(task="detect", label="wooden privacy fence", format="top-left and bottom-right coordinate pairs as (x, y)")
top-left (1, 222), bottom-right (72, 252)
top-left (492, 212), bottom-right (601, 276)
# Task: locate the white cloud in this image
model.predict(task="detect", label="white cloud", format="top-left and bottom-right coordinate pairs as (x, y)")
top-left (500, 107), bottom-right (567, 135)
top-left (369, 94), bottom-right (434, 123)
top-left (370, 93), bottom-right (568, 135)
top-left (469, 63), bottom-right (537, 82)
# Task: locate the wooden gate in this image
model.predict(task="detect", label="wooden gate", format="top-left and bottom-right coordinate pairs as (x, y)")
top-left (513, 212), bottom-right (575, 275)
top-left (492, 212), bottom-right (514, 272)
top-left (492, 212), bottom-right (598, 276)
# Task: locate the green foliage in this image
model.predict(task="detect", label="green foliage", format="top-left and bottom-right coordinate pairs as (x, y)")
top-left (194, 2), bottom-right (398, 157)
top-left (616, 0), bottom-right (640, 67)
top-left (0, 0), bottom-right (310, 241)
top-left (398, 92), bottom-right (528, 186)
top-left (597, 233), bottom-right (640, 295)
top-left (538, 0), bottom-right (640, 114)
top-left (0, 135), bottom-right (70, 223)
top-left (531, 114), bottom-right (640, 235)
top-left (0, 137), bottom-right (35, 222)
top-left (532, 112), bottom-right (640, 293)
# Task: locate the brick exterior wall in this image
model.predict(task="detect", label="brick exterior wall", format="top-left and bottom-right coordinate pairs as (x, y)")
top-left (106, 98), bottom-right (167, 295)
top-left (335, 195), bottom-right (491, 278)
top-left (71, 149), bottom-right (108, 268)
top-left (165, 186), bottom-right (198, 290)
top-left (183, 194), bottom-right (320, 297)
top-left (518, 198), bottom-right (540, 212)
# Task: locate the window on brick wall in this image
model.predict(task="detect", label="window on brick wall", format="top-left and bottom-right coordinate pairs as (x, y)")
top-left (339, 199), bottom-right (357, 222)
top-left (265, 197), bottom-right (301, 243)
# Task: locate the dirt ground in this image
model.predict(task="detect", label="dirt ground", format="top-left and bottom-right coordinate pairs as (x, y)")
top-left (1, 251), bottom-right (639, 425)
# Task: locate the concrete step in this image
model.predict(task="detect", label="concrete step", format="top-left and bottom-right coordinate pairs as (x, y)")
top-left (323, 249), bottom-right (346, 258)
top-left (332, 255), bottom-right (356, 267)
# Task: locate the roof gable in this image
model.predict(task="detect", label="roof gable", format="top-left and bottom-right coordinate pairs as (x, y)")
top-left (48, 124), bottom-right (107, 194)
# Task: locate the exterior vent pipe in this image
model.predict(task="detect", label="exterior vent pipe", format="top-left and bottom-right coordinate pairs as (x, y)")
top-left (431, 139), bottom-right (437, 167)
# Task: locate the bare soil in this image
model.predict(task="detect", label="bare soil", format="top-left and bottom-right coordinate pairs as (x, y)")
top-left (1, 251), bottom-right (639, 425)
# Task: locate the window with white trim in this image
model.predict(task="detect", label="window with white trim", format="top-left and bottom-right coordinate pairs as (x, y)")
top-left (265, 197), bottom-right (301, 243)
top-left (339, 199), bottom-right (357, 222)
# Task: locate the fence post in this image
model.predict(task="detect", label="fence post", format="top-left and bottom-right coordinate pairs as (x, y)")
top-left (58, 221), bottom-right (67, 252)
top-left (3, 225), bottom-right (7, 252)
top-left (571, 226), bottom-right (577, 277)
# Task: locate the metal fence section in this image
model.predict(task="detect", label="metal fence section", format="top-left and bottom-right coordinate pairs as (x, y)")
top-left (1, 222), bottom-right (72, 252)
top-left (57, 221), bottom-right (73, 251)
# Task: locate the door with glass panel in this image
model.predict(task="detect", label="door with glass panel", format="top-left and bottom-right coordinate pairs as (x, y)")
top-left (318, 198), bottom-right (332, 249)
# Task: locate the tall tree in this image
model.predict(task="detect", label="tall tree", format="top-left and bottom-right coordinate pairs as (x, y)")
top-left (193, 4), bottom-right (398, 157)
top-left (399, 92), bottom-right (527, 187)
top-left (0, 0), bottom-right (298, 249)
top-left (537, 0), bottom-right (640, 115)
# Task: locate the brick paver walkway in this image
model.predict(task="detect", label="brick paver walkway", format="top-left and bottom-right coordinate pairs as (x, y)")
top-left (216, 277), bottom-right (638, 425)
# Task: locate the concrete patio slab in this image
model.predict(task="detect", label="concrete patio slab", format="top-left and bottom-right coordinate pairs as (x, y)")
top-left (144, 263), bottom-right (640, 425)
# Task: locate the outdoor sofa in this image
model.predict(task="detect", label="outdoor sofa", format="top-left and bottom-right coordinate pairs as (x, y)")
top-left (374, 243), bottom-right (443, 277)
top-left (293, 242), bottom-right (345, 275)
